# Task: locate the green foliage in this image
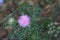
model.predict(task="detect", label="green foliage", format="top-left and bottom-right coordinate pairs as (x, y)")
top-left (0, 0), bottom-right (60, 40)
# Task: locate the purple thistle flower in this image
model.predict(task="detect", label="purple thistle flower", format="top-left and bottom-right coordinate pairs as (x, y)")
top-left (18, 15), bottom-right (30, 28)
top-left (0, 0), bottom-right (3, 6)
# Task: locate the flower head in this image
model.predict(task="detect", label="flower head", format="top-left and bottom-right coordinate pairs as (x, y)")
top-left (0, 0), bottom-right (3, 6)
top-left (18, 15), bottom-right (30, 28)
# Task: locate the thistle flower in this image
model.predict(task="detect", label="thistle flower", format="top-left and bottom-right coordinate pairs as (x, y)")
top-left (0, 0), bottom-right (3, 6)
top-left (18, 15), bottom-right (30, 28)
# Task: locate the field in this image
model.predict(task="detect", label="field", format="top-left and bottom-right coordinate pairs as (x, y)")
top-left (0, 0), bottom-right (60, 40)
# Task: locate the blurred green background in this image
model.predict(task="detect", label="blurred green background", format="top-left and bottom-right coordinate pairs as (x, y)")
top-left (0, 0), bottom-right (60, 40)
